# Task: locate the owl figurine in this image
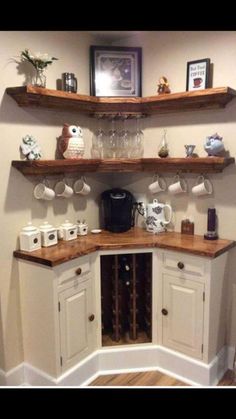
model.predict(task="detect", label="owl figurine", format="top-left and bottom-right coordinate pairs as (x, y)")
top-left (58, 124), bottom-right (85, 159)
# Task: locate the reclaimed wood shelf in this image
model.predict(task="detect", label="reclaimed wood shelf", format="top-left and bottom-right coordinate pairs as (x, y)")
top-left (6, 86), bottom-right (236, 116)
top-left (11, 157), bottom-right (235, 175)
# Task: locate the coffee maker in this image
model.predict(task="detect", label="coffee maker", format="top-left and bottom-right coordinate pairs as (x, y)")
top-left (101, 188), bottom-right (135, 233)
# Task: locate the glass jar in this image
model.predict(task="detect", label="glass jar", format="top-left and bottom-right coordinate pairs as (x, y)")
top-left (32, 68), bottom-right (46, 88)
top-left (62, 73), bottom-right (77, 93)
top-left (158, 129), bottom-right (169, 158)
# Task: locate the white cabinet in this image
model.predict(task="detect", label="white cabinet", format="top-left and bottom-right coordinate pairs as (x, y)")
top-left (156, 249), bottom-right (229, 363)
top-left (59, 278), bottom-right (94, 372)
top-left (162, 274), bottom-right (204, 359)
top-left (19, 254), bottom-right (97, 378)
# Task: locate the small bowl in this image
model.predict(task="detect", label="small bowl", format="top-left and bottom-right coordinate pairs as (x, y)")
top-left (91, 229), bottom-right (102, 234)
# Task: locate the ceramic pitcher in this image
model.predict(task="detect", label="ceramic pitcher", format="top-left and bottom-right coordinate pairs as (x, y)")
top-left (143, 199), bottom-right (172, 233)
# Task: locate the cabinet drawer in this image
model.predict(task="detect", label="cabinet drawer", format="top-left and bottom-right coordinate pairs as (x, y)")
top-left (56, 256), bottom-right (91, 286)
top-left (162, 251), bottom-right (205, 277)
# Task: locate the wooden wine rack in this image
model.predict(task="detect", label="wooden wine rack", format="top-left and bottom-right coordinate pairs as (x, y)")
top-left (101, 253), bottom-right (152, 346)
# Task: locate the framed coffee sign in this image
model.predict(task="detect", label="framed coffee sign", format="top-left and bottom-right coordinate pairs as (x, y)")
top-left (186, 58), bottom-right (211, 91)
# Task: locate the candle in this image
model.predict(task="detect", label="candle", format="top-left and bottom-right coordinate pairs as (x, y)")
top-left (207, 208), bottom-right (216, 232)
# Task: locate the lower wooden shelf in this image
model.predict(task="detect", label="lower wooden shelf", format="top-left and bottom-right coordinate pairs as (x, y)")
top-left (11, 157), bottom-right (235, 175)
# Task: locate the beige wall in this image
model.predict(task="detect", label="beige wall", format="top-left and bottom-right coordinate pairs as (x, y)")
top-left (1, 30), bottom-right (236, 373)
top-left (0, 31), bottom-right (109, 371)
top-left (114, 31), bottom-right (236, 349)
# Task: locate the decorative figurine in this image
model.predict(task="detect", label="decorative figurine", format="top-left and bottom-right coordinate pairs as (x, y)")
top-left (20, 135), bottom-right (42, 160)
top-left (204, 133), bottom-right (225, 156)
top-left (157, 76), bottom-right (171, 95)
top-left (158, 129), bottom-right (169, 158)
top-left (185, 144), bottom-right (196, 157)
top-left (58, 124), bottom-right (85, 159)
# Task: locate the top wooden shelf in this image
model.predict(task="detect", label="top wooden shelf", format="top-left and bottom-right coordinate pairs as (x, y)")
top-left (11, 157), bottom-right (235, 175)
top-left (6, 86), bottom-right (236, 116)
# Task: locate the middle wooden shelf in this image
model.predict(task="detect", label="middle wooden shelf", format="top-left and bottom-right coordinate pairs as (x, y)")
top-left (11, 157), bottom-right (235, 175)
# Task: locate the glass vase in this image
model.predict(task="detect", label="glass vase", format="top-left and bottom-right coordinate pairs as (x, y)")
top-left (32, 68), bottom-right (46, 88)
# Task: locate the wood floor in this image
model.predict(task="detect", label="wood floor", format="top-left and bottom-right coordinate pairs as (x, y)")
top-left (89, 369), bottom-right (236, 387)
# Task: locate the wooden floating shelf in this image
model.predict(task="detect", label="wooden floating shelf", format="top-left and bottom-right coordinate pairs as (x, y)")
top-left (6, 86), bottom-right (236, 116)
top-left (11, 157), bottom-right (235, 175)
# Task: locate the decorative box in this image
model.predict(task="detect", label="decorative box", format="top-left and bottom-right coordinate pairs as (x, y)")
top-left (39, 221), bottom-right (58, 247)
top-left (58, 220), bottom-right (77, 241)
top-left (19, 222), bottom-right (41, 252)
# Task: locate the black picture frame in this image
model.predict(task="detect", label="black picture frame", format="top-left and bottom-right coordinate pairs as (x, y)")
top-left (90, 46), bottom-right (142, 97)
top-left (186, 58), bottom-right (211, 91)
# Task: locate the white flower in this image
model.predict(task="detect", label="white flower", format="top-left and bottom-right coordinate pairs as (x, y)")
top-left (19, 49), bottom-right (58, 70)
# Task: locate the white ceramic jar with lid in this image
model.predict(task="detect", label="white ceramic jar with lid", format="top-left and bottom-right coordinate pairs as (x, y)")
top-left (19, 222), bottom-right (41, 252)
top-left (39, 221), bottom-right (58, 247)
top-left (77, 220), bottom-right (88, 236)
top-left (58, 220), bottom-right (77, 241)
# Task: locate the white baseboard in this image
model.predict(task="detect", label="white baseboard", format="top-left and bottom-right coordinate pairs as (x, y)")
top-left (0, 363), bottom-right (24, 386)
top-left (227, 346), bottom-right (236, 370)
top-left (56, 351), bottom-right (99, 386)
top-left (24, 363), bottom-right (57, 386)
top-left (97, 345), bottom-right (228, 387)
top-left (0, 345), bottom-right (230, 387)
top-left (0, 368), bottom-right (6, 386)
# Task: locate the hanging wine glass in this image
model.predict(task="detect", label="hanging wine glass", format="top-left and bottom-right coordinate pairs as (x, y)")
top-left (117, 115), bottom-right (131, 158)
top-left (91, 115), bottom-right (106, 158)
top-left (103, 116), bottom-right (118, 158)
top-left (132, 115), bottom-right (144, 157)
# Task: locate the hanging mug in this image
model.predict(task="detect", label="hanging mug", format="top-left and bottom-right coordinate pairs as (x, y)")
top-left (192, 175), bottom-right (213, 196)
top-left (168, 174), bottom-right (187, 195)
top-left (148, 174), bottom-right (167, 194)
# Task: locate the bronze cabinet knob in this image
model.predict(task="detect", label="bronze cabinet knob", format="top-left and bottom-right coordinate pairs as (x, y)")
top-left (75, 267), bottom-right (82, 275)
top-left (161, 308), bottom-right (168, 316)
top-left (177, 261), bottom-right (185, 270)
top-left (88, 314), bottom-right (95, 322)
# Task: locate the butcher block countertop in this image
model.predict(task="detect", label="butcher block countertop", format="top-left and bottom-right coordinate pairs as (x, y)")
top-left (13, 227), bottom-right (236, 267)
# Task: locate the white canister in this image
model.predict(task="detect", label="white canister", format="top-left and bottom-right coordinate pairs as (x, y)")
top-left (19, 222), bottom-right (41, 252)
top-left (39, 221), bottom-right (58, 247)
top-left (58, 220), bottom-right (77, 241)
top-left (77, 221), bottom-right (88, 236)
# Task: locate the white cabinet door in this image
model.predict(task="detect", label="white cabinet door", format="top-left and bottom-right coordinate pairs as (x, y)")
top-left (59, 278), bottom-right (95, 371)
top-left (162, 274), bottom-right (204, 359)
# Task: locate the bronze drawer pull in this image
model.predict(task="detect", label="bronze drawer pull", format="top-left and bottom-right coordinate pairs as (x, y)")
top-left (89, 314), bottom-right (95, 322)
top-left (177, 261), bottom-right (185, 270)
top-left (75, 267), bottom-right (82, 275)
top-left (161, 308), bottom-right (168, 316)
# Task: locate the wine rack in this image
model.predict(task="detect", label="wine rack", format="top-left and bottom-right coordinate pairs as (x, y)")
top-left (101, 253), bottom-right (152, 346)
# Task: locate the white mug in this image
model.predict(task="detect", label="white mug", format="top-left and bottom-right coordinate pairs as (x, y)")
top-left (34, 182), bottom-right (55, 200)
top-left (192, 175), bottom-right (213, 196)
top-left (54, 180), bottom-right (74, 198)
top-left (168, 175), bottom-right (187, 195)
top-left (73, 177), bottom-right (91, 195)
top-left (148, 174), bottom-right (167, 194)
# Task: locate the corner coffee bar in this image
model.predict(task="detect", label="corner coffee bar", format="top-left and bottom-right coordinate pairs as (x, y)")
top-left (2, 31), bottom-right (236, 388)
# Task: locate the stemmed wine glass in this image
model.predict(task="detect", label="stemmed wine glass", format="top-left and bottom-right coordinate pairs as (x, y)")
top-left (91, 115), bottom-right (106, 158)
top-left (103, 116), bottom-right (118, 158)
top-left (131, 115), bottom-right (144, 157)
top-left (117, 115), bottom-right (131, 158)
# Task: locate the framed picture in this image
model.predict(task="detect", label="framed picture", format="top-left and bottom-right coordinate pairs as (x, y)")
top-left (90, 46), bottom-right (142, 97)
top-left (186, 58), bottom-right (211, 91)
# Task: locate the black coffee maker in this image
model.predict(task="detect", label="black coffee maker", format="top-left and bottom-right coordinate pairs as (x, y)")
top-left (101, 188), bottom-right (135, 233)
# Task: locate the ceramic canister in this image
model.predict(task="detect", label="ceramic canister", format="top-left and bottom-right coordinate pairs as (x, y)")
top-left (19, 222), bottom-right (41, 252)
top-left (58, 220), bottom-right (77, 241)
top-left (39, 221), bottom-right (58, 247)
